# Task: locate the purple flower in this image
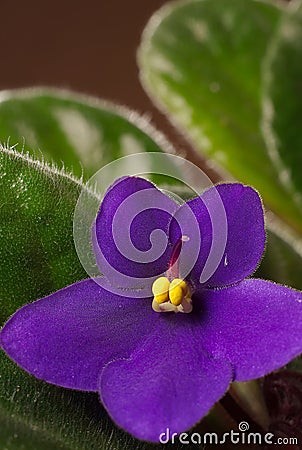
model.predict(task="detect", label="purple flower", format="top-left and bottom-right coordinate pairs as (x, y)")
top-left (1, 176), bottom-right (302, 443)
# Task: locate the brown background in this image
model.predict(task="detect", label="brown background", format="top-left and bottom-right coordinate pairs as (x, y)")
top-left (0, 0), bottom-right (287, 168)
top-left (0, 1), bottom-right (177, 138)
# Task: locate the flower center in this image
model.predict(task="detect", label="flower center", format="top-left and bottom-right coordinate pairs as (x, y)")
top-left (151, 277), bottom-right (192, 313)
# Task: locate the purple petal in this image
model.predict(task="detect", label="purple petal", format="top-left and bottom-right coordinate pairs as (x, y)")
top-left (0, 278), bottom-right (157, 391)
top-left (197, 279), bottom-right (302, 381)
top-left (170, 183), bottom-right (265, 288)
top-left (100, 316), bottom-right (232, 442)
top-left (94, 176), bottom-right (179, 292)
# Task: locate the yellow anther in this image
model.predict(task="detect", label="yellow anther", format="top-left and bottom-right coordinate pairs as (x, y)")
top-left (169, 278), bottom-right (188, 306)
top-left (169, 285), bottom-right (183, 306)
top-left (154, 293), bottom-right (169, 304)
top-left (169, 278), bottom-right (188, 295)
top-left (152, 277), bottom-right (191, 313)
top-left (152, 277), bottom-right (170, 304)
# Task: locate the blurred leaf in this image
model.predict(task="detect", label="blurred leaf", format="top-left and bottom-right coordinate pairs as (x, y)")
top-left (287, 355), bottom-right (302, 372)
top-left (261, 0), bottom-right (302, 218)
top-left (0, 88), bottom-right (173, 179)
top-left (0, 352), bottom-right (157, 450)
top-left (138, 0), bottom-right (302, 233)
top-left (0, 406), bottom-right (69, 450)
top-left (256, 226), bottom-right (302, 290)
top-left (263, 370), bottom-right (302, 443)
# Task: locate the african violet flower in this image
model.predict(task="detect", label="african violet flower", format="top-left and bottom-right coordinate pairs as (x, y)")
top-left (1, 176), bottom-right (302, 443)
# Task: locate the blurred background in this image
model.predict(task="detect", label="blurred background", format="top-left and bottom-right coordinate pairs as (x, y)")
top-left (0, 1), bottom-right (176, 139)
top-left (0, 0), bottom-right (288, 171)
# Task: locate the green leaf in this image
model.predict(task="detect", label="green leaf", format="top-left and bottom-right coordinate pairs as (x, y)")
top-left (256, 226), bottom-right (302, 291)
top-left (0, 353), bottom-right (157, 450)
top-left (0, 146), bottom-right (88, 323)
top-left (261, 0), bottom-right (302, 217)
top-left (138, 0), bottom-right (302, 233)
top-left (0, 402), bottom-right (69, 450)
top-left (0, 88), bottom-right (173, 179)
top-left (0, 147), bottom-right (169, 450)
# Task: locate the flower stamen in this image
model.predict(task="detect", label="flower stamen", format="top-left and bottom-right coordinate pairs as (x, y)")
top-left (169, 278), bottom-right (187, 305)
top-left (152, 277), bottom-right (192, 314)
top-left (152, 277), bottom-right (170, 304)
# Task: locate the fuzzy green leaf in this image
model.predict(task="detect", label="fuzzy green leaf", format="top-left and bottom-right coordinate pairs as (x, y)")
top-left (0, 147), bottom-right (169, 450)
top-left (0, 88), bottom-right (172, 179)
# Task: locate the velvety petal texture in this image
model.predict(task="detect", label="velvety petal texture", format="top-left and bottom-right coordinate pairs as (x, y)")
top-left (2, 174), bottom-right (302, 444)
top-left (100, 315), bottom-right (232, 442)
top-left (0, 278), bottom-right (157, 391)
top-left (170, 183), bottom-right (265, 288)
top-left (94, 177), bottom-right (179, 290)
top-left (196, 279), bottom-right (302, 381)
